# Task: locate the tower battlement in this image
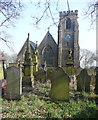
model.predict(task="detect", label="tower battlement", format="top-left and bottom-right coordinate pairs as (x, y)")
top-left (59, 10), bottom-right (78, 17)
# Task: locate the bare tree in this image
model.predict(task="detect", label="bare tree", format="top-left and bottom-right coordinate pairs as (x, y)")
top-left (0, 0), bottom-right (23, 44)
top-left (0, 0), bottom-right (60, 45)
top-left (32, 0), bottom-right (98, 29)
top-left (80, 49), bottom-right (96, 68)
top-left (84, 0), bottom-right (98, 27)
top-left (84, 1), bottom-right (98, 67)
top-left (31, 0), bottom-right (60, 29)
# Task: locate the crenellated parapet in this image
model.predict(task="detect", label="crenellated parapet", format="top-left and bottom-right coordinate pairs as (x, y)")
top-left (59, 10), bottom-right (78, 18)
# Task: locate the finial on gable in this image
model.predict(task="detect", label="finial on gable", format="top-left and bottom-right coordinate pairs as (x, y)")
top-left (47, 27), bottom-right (50, 33)
top-left (26, 33), bottom-right (30, 53)
top-left (36, 41), bottom-right (38, 48)
top-left (28, 33), bottom-right (30, 38)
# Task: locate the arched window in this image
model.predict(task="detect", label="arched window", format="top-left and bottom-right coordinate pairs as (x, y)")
top-left (66, 18), bottom-right (71, 29)
top-left (42, 45), bottom-right (54, 66)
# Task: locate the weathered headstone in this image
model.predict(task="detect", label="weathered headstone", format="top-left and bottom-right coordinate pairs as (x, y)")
top-left (5, 66), bottom-right (22, 100)
top-left (77, 69), bottom-right (91, 92)
top-left (34, 69), bottom-right (46, 83)
top-left (49, 67), bottom-right (70, 101)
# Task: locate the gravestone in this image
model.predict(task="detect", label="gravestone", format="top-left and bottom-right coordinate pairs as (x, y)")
top-left (77, 69), bottom-right (91, 92)
top-left (49, 67), bottom-right (70, 101)
top-left (34, 69), bottom-right (46, 83)
top-left (5, 66), bottom-right (22, 100)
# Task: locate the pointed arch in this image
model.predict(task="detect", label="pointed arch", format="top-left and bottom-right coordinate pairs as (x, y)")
top-left (66, 18), bottom-right (71, 29)
top-left (42, 45), bottom-right (54, 66)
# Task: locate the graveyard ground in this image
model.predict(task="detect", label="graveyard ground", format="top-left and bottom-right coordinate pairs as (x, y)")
top-left (1, 81), bottom-right (98, 119)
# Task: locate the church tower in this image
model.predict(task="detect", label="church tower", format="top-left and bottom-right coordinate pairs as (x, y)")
top-left (58, 10), bottom-right (80, 68)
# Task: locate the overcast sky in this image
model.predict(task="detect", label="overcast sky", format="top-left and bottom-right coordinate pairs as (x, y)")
top-left (0, 0), bottom-right (96, 55)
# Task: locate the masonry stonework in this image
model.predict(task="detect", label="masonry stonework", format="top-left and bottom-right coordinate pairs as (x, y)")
top-left (58, 10), bottom-right (80, 67)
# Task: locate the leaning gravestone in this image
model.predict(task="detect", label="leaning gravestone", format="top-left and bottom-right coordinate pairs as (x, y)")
top-left (77, 69), bottom-right (91, 92)
top-left (5, 66), bottom-right (22, 100)
top-left (49, 67), bottom-right (70, 101)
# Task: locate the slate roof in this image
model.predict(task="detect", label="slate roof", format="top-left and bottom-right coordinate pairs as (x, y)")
top-left (38, 31), bottom-right (57, 47)
top-left (18, 41), bottom-right (36, 56)
top-left (30, 41), bottom-right (36, 50)
top-left (44, 31), bottom-right (52, 39)
top-left (25, 40), bottom-right (36, 50)
top-left (43, 31), bottom-right (57, 44)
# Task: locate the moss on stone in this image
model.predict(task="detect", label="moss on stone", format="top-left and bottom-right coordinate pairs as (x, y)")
top-left (65, 66), bottom-right (74, 75)
top-left (49, 67), bottom-right (70, 101)
top-left (32, 49), bottom-right (39, 75)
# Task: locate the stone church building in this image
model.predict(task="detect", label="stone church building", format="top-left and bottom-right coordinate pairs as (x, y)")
top-left (17, 10), bottom-right (80, 68)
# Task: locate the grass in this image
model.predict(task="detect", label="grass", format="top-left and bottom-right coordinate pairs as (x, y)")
top-left (1, 81), bottom-right (98, 119)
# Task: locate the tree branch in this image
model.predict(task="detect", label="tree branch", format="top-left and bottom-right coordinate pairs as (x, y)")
top-left (32, 4), bottom-right (49, 26)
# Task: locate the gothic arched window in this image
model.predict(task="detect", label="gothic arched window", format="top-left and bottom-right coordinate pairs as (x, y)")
top-left (42, 45), bottom-right (54, 66)
top-left (66, 18), bottom-right (71, 29)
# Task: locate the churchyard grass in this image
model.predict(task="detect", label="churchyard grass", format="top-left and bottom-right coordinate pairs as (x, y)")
top-left (1, 81), bottom-right (97, 119)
